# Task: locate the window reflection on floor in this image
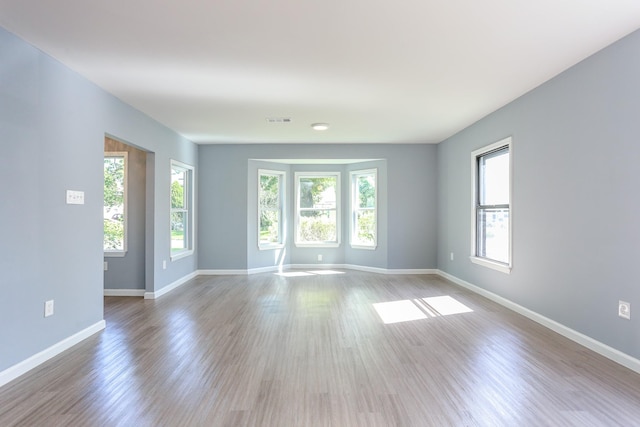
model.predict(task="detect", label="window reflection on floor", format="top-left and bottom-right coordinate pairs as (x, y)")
top-left (374, 295), bottom-right (473, 324)
top-left (275, 270), bottom-right (346, 277)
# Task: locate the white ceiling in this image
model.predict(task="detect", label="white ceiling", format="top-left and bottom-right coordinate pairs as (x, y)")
top-left (2, 1), bottom-right (640, 144)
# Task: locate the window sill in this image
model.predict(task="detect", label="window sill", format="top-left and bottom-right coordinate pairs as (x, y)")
top-left (171, 249), bottom-right (193, 261)
top-left (258, 243), bottom-right (285, 251)
top-left (350, 244), bottom-right (377, 250)
top-left (470, 256), bottom-right (511, 274)
top-left (104, 251), bottom-right (126, 258)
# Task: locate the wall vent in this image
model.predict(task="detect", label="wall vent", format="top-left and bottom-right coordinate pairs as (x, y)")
top-left (266, 117), bottom-right (292, 123)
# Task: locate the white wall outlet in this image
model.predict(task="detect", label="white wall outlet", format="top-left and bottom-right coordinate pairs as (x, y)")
top-left (450, 252), bottom-right (454, 261)
top-left (104, 261), bottom-right (108, 271)
top-left (317, 254), bottom-right (323, 261)
top-left (163, 260), bottom-right (167, 269)
top-left (66, 190), bottom-right (85, 205)
top-left (44, 300), bottom-right (54, 317)
top-left (619, 301), bottom-right (631, 320)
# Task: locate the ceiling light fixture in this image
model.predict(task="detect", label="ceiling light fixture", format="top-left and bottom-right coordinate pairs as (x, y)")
top-left (311, 123), bottom-right (329, 131)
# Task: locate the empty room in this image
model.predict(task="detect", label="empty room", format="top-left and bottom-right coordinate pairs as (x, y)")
top-left (1, 1), bottom-right (640, 425)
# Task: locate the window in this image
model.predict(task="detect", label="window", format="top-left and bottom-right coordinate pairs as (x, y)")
top-left (258, 169), bottom-right (285, 249)
top-left (350, 169), bottom-right (377, 249)
top-left (104, 152), bottom-right (127, 256)
top-left (471, 137), bottom-right (512, 273)
top-left (295, 172), bottom-right (340, 247)
top-left (171, 160), bottom-right (194, 259)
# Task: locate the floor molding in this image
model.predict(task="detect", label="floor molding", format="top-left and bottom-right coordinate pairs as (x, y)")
top-left (197, 269), bottom-right (250, 276)
top-left (436, 269), bottom-right (640, 375)
top-left (104, 289), bottom-right (145, 297)
top-left (246, 266), bottom-right (281, 275)
top-left (144, 271), bottom-right (198, 299)
top-left (200, 264), bottom-right (437, 276)
top-left (0, 320), bottom-right (106, 388)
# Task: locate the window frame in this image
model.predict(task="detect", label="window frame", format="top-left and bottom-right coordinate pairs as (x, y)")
top-left (470, 137), bottom-right (512, 274)
top-left (170, 159), bottom-right (195, 261)
top-left (104, 151), bottom-right (128, 257)
top-left (258, 169), bottom-right (286, 250)
top-left (294, 171), bottom-right (341, 248)
top-left (350, 168), bottom-right (377, 250)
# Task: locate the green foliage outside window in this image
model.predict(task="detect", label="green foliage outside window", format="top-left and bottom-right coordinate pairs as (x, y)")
top-left (353, 172), bottom-right (376, 246)
top-left (104, 156), bottom-right (125, 251)
top-left (171, 167), bottom-right (188, 252)
top-left (259, 174), bottom-right (281, 244)
top-left (297, 175), bottom-right (338, 244)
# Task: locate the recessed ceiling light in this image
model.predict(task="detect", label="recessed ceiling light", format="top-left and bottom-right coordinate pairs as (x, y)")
top-left (311, 123), bottom-right (329, 131)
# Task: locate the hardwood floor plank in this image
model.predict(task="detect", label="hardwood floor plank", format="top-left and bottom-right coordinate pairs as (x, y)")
top-left (1, 271), bottom-right (640, 426)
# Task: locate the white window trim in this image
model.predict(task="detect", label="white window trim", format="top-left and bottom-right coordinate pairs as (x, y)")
top-left (170, 159), bottom-right (195, 261)
top-left (350, 168), bottom-right (377, 250)
top-left (258, 169), bottom-right (286, 250)
top-left (294, 171), bottom-right (341, 248)
top-left (104, 151), bottom-right (128, 257)
top-left (470, 137), bottom-right (512, 274)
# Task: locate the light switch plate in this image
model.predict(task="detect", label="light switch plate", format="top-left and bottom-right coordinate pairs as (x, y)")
top-left (66, 190), bottom-right (85, 205)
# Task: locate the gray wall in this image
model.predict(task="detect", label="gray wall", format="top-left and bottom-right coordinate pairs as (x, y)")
top-left (199, 144), bottom-right (437, 271)
top-left (104, 137), bottom-right (146, 290)
top-left (437, 29), bottom-right (640, 359)
top-left (0, 26), bottom-right (197, 372)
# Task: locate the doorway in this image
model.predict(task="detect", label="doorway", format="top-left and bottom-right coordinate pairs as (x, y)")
top-left (103, 136), bottom-right (148, 295)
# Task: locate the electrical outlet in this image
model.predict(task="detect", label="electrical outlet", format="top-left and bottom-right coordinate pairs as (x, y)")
top-left (104, 261), bottom-right (108, 271)
top-left (44, 300), bottom-right (54, 317)
top-left (450, 252), bottom-right (454, 261)
top-left (619, 301), bottom-right (631, 320)
top-left (318, 254), bottom-right (323, 261)
top-left (163, 260), bottom-right (167, 270)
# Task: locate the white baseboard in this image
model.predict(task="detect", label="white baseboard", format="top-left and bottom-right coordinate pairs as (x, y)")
top-left (144, 271), bottom-right (198, 299)
top-left (197, 264), bottom-right (437, 276)
top-left (0, 320), bottom-right (106, 388)
top-left (383, 268), bottom-right (438, 275)
top-left (287, 263), bottom-right (348, 271)
top-left (197, 269), bottom-right (249, 276)
top-left (104, 289), bottom-right (145, 297)
top-left (436, 269), bottom-right (640, 375)
top-left (247, 266), bottom-right (282, 275)
top-left (340, 264), bottom-right (387, 274)
top-left (342, 264), bottom-right (437, 275)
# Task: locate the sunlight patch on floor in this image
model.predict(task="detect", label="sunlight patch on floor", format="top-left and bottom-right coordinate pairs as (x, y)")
top-left (306, 270), bottom-right (345, 275)
top-left (374, 296), bottom-right (473, 324)
top-left (423, 296), bottom-right (473, 316)
top-left (276, 271), bottom-right (315, 277)
top-left (275, 270), bottom-right (346, 277)
top-left (373, 300), bottom-right (427, 324)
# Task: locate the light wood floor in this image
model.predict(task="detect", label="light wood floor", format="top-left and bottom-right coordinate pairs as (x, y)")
top-left (1, 271), bottom-right (640, 426)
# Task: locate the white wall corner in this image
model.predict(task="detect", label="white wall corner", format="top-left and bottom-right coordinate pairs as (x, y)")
top-left (144, 271), bottom-right (198, 299)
